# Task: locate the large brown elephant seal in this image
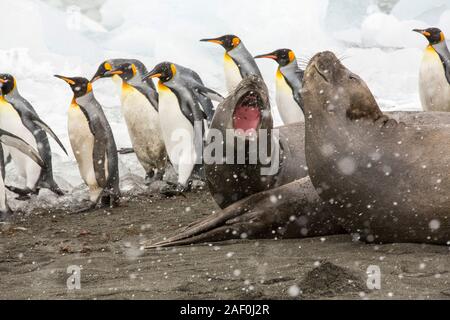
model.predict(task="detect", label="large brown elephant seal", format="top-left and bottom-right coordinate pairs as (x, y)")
top-left (205, 76), bottom-right (308, 208)
top-left (303, 51), bottom-right (450, 244)
top-left (146, 61), bottom-right (450, 248)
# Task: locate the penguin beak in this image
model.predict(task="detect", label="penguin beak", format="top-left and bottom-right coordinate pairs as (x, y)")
top-left (91, 75), bottom-right (101, 83)
top-left (91, 70), bottom-right (105, 83)
top-left (104, 70), bottom-right (123, 77)
top-left (54, 75), bottom-right (76, 85)
top-left (200, 38), bottom-right (223, 45)
top-left (0, 79), bottom-right (8, 87)
top-left (254, 53), bottom-right (278, 60)
top-left (413, 29), bottom-right (431, 37)
top-left (142, 69), bottom-right (162, 81)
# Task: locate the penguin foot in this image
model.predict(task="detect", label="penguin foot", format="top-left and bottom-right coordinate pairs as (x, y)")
top-left (51, 187), bottom-right (65, 196)
top-left (118, 147), bottom-right (134, 155)
top-left (144, 170), bottom-right (164, 186)
top-left (160, 182), bottom-right (189, 198)
top-left (0, 210), bottom-right (13, 222)
top-left (71, 202), bottom-right (97, 214)
top-left (15, 195), bottom-right (31, 201)
top-left (100, 195), bottom-right (120, 208)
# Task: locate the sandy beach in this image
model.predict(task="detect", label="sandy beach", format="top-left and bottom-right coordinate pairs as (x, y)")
top-left (0, 189), bottom-right (449, 300)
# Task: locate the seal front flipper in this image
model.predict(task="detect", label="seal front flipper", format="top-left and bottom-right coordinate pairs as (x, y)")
top-left (145, 177), bottom-right (343, 248)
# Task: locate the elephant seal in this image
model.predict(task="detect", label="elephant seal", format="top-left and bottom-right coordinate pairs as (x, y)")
top-left (205, 76), bottom-right (308, 208)
top-left (146, 62), bottom-right (450, 248)
top-left (303, 51), bottom-right (450, 244)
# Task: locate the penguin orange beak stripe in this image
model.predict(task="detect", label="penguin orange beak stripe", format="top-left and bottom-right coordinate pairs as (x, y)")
top-left (254, 54), bottom-right (278, 60)
top-left (147, 73), bottom-right (162, 79)
top-left (0, 79), bottom-right (8, 84)
top-left (54, 75), bottom-right (76, 85)
top-left (200, 38), bottom-right (223, 45)
top-left (107, 70), bottom-right (124, 76)
top-left (413, 29), bottom-right (431, 37)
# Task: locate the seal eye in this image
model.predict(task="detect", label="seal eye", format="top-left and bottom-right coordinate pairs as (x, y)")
top-left (349, 74), bottom-right (358, 81)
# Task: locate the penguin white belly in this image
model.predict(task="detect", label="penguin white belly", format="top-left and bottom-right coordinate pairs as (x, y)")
top-left (224, 53), bottom-right (243, 92)
top-left (111, 74), bottom-right (123, 96)
top-left (0, 98), bottom-right (41, 189)
top-left (275, 72), bottom-right (304, 124)
top-left (120, 84), bottom-right (166, 173)
top-left (158, 84), bottom-right (196, 186)
top-left (419, 47), bottom-right (450, 112)
top-left (68, 104), bottom-right (101, 201)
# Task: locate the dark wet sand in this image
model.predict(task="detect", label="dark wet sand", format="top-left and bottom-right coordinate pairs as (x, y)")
top-left (0, 190), bottom-right (449, 300)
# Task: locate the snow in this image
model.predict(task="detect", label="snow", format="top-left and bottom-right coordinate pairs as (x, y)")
top-left (2, 0), bottom-right (449, 212)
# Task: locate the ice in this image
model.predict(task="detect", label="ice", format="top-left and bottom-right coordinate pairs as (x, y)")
top-left (391, 0), bottom-right (450, 24)
top-left (2, 0), bottom-right (449, 213)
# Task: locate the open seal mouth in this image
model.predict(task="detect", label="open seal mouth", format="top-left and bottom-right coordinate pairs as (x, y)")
top-left (232, 90), bottom-right (262, 134)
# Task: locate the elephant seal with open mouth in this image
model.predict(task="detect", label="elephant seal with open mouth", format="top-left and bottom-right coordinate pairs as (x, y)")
top-left (146, 55), bottom-right (450, 248)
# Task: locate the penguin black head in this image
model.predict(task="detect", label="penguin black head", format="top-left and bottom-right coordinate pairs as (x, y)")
top-left (254, 49), bottom-right (296, 67)
top-left (91, 61), bottom-right (114, 82)
top-left (200, 35), bottom-right (241, 52)
top-left (142, 62), bottom-right (176, 83)
top-left (104, 63), bottom-right (138, 82)
top-left (413, 27), bottom-right (445, 45)
top-left (54, 75), bottom-right (92, 98)
top-left (0, 74), bottom-right (16, 95)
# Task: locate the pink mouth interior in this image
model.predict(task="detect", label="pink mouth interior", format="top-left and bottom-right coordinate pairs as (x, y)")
top-left (232, 92), bottom-right (261, 132)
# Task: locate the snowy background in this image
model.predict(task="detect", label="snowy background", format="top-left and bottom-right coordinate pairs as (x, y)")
top-left (1, 0), bottom-right (450, 212)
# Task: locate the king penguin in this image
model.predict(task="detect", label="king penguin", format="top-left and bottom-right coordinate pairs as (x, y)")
top-left (55, 75), bottom-right (120, 211)
top-left (91, 60), bottom-right (166, 184)
top-left (142, 62), bottom-right (223, 193)
top-left (0, 74), bottom-right (67, 198)
top-left (413, 27), bottom-right (450, 112)
top-left (92, 59), bottom-right (158, 105)
top-left (0, 129), bottom-right (44, 220)
top-left (255, 49), bottom-right (305, 124)
top-left (200, 34), bottom-right (262, 92)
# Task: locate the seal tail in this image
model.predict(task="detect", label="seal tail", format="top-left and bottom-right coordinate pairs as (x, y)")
top-left (144, 178), bottom-right (341, 248)
top-left (146, 198), bottom-right (257, 248)
top-left (146, 221), bottom-right (267, 248)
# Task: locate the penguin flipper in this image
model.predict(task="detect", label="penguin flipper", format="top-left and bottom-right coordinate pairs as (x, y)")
top-left (31, 117), bottom-right (68, 155)
top-left (134, 85), bottom-right (159, 112)
top-left (0, 130), bottom-right (45, 167)
top-left (195, 85), bottom-right (224, 103)
top-left (5, 185), bottom-right (32, 197)
top-left (293, 92), bottom-right (305, 112)
top-left (92, 134), bottom-right (108, 188)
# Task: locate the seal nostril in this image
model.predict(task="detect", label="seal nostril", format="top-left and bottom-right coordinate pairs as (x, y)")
top-left (314, 64), bottom-right (329, 83)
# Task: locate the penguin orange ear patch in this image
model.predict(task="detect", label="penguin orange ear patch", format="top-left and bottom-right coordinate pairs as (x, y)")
top-left (288, 50), bottom-right (296, 62)
top-left (232, 37), bottom-right (240, 47)
top-left (104, 62), bottom-right (112, 71)
top-left (440, 32), bottom-right (445, 42)
top-left (170, 64), bottom-right (177, 76)
top-left (131, 64), bottom-right (137, 76)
